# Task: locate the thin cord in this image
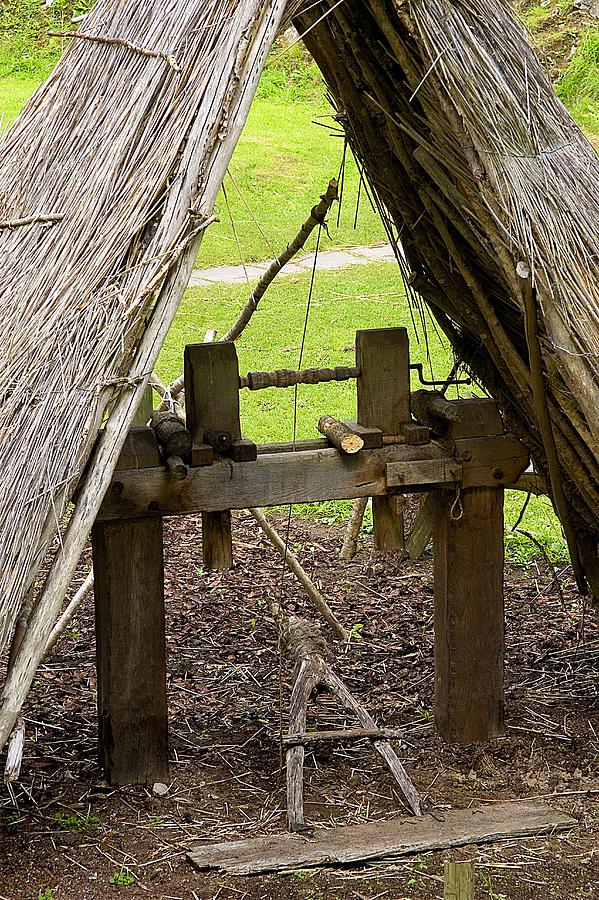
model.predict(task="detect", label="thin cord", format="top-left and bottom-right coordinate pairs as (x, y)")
top-left (222, 183), bottom-right (250, 287)
top-left (281, 223), bottom-right (323, 587)
top-left (277, 222), bottom-right (324, 778)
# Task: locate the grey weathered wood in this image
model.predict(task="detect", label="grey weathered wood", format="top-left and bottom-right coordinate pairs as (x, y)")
top-left (187, 802), bottom-right (576, 875)
top-left (406, 492), bottom-right (435, 560)
top-left (386, 458), bottom-right (462, 488)
top-left (434, 486), bottom-right (505, 743)
top-left (444, 861), bottom-right (475, 900)
top-left (98, 444), bottom-right (444, 520)
top-left (184, 341), bottom-right (242, 446)
top-left (356, 327), bottom-right (411, 551)
top-left (445, 397), bottom-right (504, 439)
top-left (202, 509), bottom-right (233, 570)
top-left (132, 385), bottom-right (154, 427)
top-left (287, 658), bottom-right (321, 830)
top-left (185, 342), bottom-right (240, 567)
top-left (372, 495), bottom-right (405, 552)
top-left (321, 664), bottom-right (421, 816)
top-left (257, 438), bottom-right (330, 454)
top-left (115, 427), bottom-right (160, 471)
top-left (282, 615), bottom-right (421, 828)
top-left (283, 726), bottom-right (404, 746)
top-left (340, 496), bottom-right (368, 559)
top-left (92, 517), bottom-right (168, 785)
top-left (452, 434), bottom-right (529, 488)
top-left (230, 439), bottom-right (258, 462)
top-left (99, 436), bottom-right (528, 521)
top-left (356, 327), bottom-right (411, 431)
top-left (344, 421), bottom-right (384, 449)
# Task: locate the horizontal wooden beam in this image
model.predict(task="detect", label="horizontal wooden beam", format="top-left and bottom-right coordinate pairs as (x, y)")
top-left (97, 434), bottom-right (528, 522)
top-left (387, 434), bottom-right (528, 490)
top-left (98, 444), bottom-right (445, 521)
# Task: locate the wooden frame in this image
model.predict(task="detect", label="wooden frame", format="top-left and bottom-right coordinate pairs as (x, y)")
top-left (92, 330), bottom-right (530, 789)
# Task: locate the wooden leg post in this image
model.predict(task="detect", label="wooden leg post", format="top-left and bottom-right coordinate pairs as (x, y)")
top-left (444, 861), bottom-right (475, 900)
top-left (356, 327), bottom-right (411, 551)
top-left (433, 486), bottom-right (505, 743)
top-left (92, 427), bottom-right (169, 785)
top-left (93, 518), bottom-right (168, 786)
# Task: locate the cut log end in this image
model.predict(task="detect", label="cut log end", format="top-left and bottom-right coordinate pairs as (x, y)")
top-left (318, 415), bottom-right (365, 454)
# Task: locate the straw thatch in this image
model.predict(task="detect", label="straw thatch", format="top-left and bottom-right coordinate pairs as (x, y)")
top-left (0, 0), bottom-right (306, 750)
top-left (295, 0), bottom-right (599, 594)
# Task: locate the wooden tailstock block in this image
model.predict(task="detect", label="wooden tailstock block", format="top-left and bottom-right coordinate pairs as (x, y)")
top-left (356, 327), bottom-right (411, 550)
top-left (433, 486), bottom-right (505, 743)
top-left (92, 517), bottom-right (168, 785)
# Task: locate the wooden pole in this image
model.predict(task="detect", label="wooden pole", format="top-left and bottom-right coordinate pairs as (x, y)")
top-left (202, 510), bottom-right (234, 570)
top-left (93, 518), bottom-right (168, 785)
top-left (444, 861), bottom-right (475, 900)
top-left (340, 497), bottom-right (368, 559)
top-left (250, 508), bottom-right (348, 641)
top-left (92, 427), bottom-right (168, 785)
top-left (356, 327), bottom-right (411, 551)
top-left (434, 486), bottom-right (505, 743)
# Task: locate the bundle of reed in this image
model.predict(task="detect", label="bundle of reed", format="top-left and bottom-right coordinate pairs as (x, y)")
top-left (295, 0), bottom-right (599, 597)
top-left (0, 0), bottom-right (307, 751)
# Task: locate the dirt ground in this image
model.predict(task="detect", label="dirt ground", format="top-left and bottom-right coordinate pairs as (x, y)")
top-left (0, 510), bottom-right (598, 900)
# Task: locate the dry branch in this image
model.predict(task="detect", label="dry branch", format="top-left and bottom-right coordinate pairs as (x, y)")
top-left (250, 507), bottom-right (348, 642)
top-left (278, 611), bottom-right (422, 828)
top-left (0, 214), bottom-right (63, 229)
top-left (317, 415), bottom-right (364, 453)
top-left (47, 30), bottom-right (182, 71)
top-left (222, 178), bottom-right (338, 342)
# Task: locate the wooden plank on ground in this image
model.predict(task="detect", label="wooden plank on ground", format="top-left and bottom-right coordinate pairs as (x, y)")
top-left (187, 802), bottom-right (575, 875)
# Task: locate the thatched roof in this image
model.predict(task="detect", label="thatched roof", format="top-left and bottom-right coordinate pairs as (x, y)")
top-left (296, 0), bottom-right (599, 591)
top-left (0, 0), bottom-right (598, 751)
top-left (0, 0), bottom-right (303, 748)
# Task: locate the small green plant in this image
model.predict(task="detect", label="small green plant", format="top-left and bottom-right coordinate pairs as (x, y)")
top-left (54, 811), bottom-right (101, 833)
top-left (291, 870), bottom-right (310, 879)
top-left (349, 622), bottom-right (364, 641)
top-left (38, 890), bottom-right (55, 900)
top-left (417, 708), bottom-right (431, 721)
top-left (108, 872), bottom-right (135, 886)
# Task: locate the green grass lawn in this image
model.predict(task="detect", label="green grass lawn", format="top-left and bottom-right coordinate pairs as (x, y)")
top-left (199, 100), bottom-right (386, 266)
top-left (0, 74), bottom-right (41, 123)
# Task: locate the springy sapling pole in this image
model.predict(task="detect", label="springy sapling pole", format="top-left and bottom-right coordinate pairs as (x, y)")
top-left (222, 179), bottom-right (338, 342)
